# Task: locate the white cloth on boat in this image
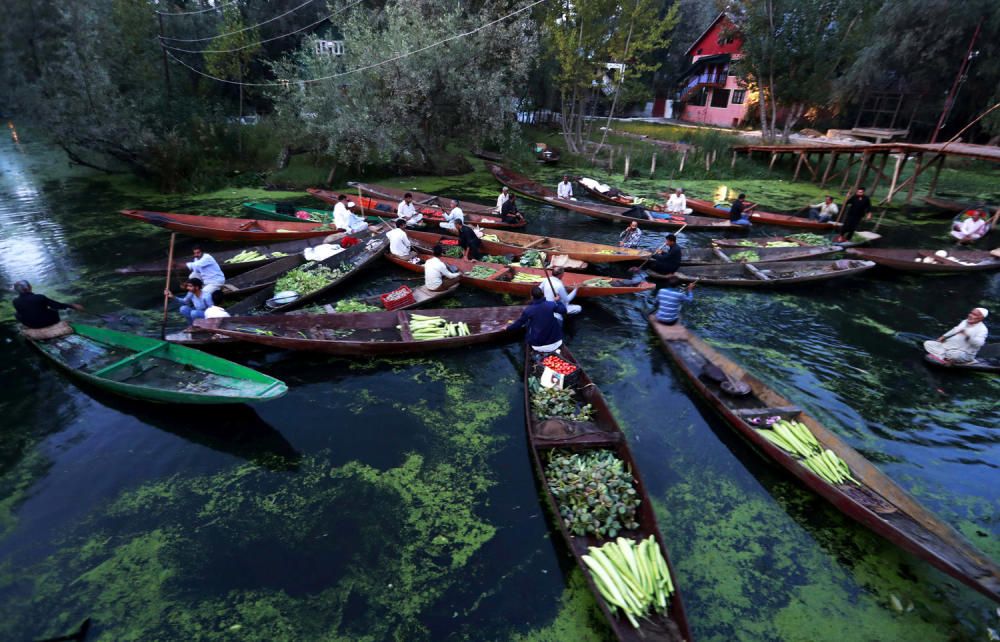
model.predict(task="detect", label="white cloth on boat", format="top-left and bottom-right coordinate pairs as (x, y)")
top-left (303, 244), bottom-right (345, 262)
top-left (579, 177), bottom-right (610, 193)
top-left (204, 306), bottom-right (230, 319)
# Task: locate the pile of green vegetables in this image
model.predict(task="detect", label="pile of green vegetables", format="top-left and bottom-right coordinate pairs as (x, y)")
top-left (519, 250), bottom-right (545, 268)
top-left (730, 250), bottom-right (760, 262)
top-left (334, 299), bottom-right (381, 312)
top-left (444, 246), bottom-right (464, 259)
top-left (465, 266), bottom-right (497, 279)
top-left (482, 233), bottom-right (501, 242)
top-left (482, 254), bottom-right (512, 265)
top-left (225, 250), bottom-right (287, 264)
top-left (582, 278), bottom-right (612, 287)
top-left (545, 450), bottom-right (640, 538)
top-left (788, 233), bottom-right (829, 245)
top-left (529, 381), bottom-right (594, 421)
top-left (756, 419), bottom-right (857, 486)
top-left (583, 536), bottom-right (674, 628)
top-left (275, 261), bottom-right (349, 295)
top-left (512, 272), bottom-right (544, 283)
top-left (403, 314), bottom-right (471, 340)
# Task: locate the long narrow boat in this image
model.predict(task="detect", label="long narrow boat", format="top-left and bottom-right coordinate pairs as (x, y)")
top-left (669, 259), bottom-right (875, 287)
top-left (649, 320), bottom-right (1000, 603)
top-left (524, 345), bottom-right (692, 641)
top-left (349, 182), bottom-right (498, 216)
top-left (120, 210), bottom-right (339, 242)
top-left (543, 197), bottom-right (736, 230)
top-left (307, 188), bottom-right (526, 230)
top-left (28, 324), bottom-right (287, 404)
top-left (486, 162), bottom-right (559, 201)
top-left (403, 228), bottom-right (637, 265)
top-left (385, 248), bottom-right (654, 298)
top-left (217, 255), bottom-right (305, 297)
top-left (576, 177), bottom-right (643, 207)
top-left (683, 245), bottom-right (841, 265)
top-left (845, 248), bottom-right (1000, 273)
top-left (924, 345), bottom-right (1000, 373)
top-left (713, 231), bottom-right (881, 249)
top-left (923, 195), bottom-right (987, 213)
top-left (194, 307), bottom-right (524, 356)
top-left (242, 202), bottom-right (334, 223)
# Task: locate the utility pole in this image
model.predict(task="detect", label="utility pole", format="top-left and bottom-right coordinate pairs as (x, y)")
top-left (930, 18), bottom-right (982, 143)
top-left (158, 11), bottom-right (172, 99)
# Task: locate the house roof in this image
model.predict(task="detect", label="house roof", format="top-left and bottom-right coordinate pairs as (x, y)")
top-left (684, 12), bottom-right (731, 57)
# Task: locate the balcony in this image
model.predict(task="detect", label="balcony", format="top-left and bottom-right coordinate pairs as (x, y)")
top-left (678, 72), bottom-right (727, 102)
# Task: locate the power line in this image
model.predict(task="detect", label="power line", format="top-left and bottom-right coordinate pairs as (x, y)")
top-left (160, 0), bottom-right (318, 42)
top-left (162, 0), bottom-right (361, 54)
top-left (156, 0), bottom-right (243, 16)
top-left (165, 0), bottom-right (546, 87)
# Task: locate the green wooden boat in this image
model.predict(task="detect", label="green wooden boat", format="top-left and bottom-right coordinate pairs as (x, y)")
top-left (242, 202), bottom-right (334, 224)
top-left (29, 324), bottom-right (288, 404)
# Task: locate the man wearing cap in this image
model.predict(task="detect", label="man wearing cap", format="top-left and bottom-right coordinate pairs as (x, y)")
top-left (333, 194), bottom-right (369, 233)
top-left (557, 175), bottom-right (574, 200)
top-left (540, 267), bottom-right (581, 318)
top-left (924, 307), bottom-right (989, 364)
top-left (397, 193), bottom-right (423, 226)
top-left (12, 281), bottom-right (84, 330)
top-left (495, 186), bottom-right (510, 212)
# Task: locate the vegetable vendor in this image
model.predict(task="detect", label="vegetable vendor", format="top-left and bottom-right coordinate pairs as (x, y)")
top-left (454, 219), bottom-right (482, 260)
top-left (540, 267), bottom-right (581, 317)
top-left (424, 245), bottom-right (461, 292)
top-left (495, 186), bottom-right (510, 212)
top-left (386, 219), bottom-right (413, 258)
top-left (397, 193), bottom-right (423, 227)
top-left (165, 278), bottom-right (214, 325)
top-left (950, 210), bottom-right (988, 243)
top-left (507, 286), bottom-right (568, 353)
top-left (333, 194), bottom-right (369, 233)
top-left (440, 200), bottom-right (465, 231)
top-left (652, 277), bottom-right (695, 326)
top-left (729, 193), bottom-right (751, 226)
top-left (186, 245), bottom-right (225, 295)
top-left (500, 193), bottom-right (526, 225)
top-left (665, 188), bottom-right (692, 215)
top-left (557, 175), bottom-right (574, 200)
top-left (924, 307), bottom-right (989, 364)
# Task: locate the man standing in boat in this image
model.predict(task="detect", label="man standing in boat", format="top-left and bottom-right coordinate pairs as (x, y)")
top-left (186, 246), bottom-right (225, 295)
top-left (557, 175), bottom-right (574, 200)
top-left (495, 186), bottom-right (510, 212)
top-left (837, 187), bottom-right (872, 242)
top-left (924, 307), bottom-right (989, 364)
top-left (397, 193), bottom-right (423, 227)
top-left (12, 281), bottom-right (84, 336)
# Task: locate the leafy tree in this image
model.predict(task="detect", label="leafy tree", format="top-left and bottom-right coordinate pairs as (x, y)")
top-left (204, 6), bottom-right (262, 124)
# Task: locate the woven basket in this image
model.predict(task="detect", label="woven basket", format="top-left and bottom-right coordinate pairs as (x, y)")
top-left (20, 320), bottom-right (74, 340)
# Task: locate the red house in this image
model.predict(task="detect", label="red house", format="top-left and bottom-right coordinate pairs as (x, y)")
top-left (671, 13), bottom-right (749, 127)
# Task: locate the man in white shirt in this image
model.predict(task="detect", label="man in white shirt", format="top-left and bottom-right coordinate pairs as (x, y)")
top-left (495, 186), bottom-right (510, 212)
top-left (666, 188), bottom-right (691, 215)
top-left (924, 307), bottom-right (989, 364)
top-left (333, 194), bottom-right (369, 233)
top-left (951, 210), bottom-right (988, 243)
top-left (557, 175), bottom-right (574, 200)
top-left (186, 246), bottom-right (226, 295)
top-left (423, 244), bottom-right (461, 291)
top-left (440, 200), bottom-right (465, 231)
top-left (386, 219), bottom-right (413, 258)
top-left (808, 196), bottom-right (839, 222)
top-left (397, 193), bottom-right (423, 226)
top-left (540, 267), bottom-right (581, 318)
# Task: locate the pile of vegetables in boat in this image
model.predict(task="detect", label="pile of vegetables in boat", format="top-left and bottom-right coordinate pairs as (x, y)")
top-left (529, 380), bottom-right (594, 421)
top-left (788, 233), bottom-right (829, 245)
top-left (519, 250), bottom-right (545, 268)
top-left (730, 250), bottom-right (760, 262)
top-left (583, 537), bottom-right (675, 628)
top-left (225, 250), bottom-right (289, 264)
top-left (275, 261), bottom-right (350, 295)
top-left (465, 266), bottom-right (497, 279)
top-left (545, 450), bottom-right (639, 537)
top-left (403, 314), bottom-right (471, 340)
top-left (752, 418), bottom-right (857, 485)
top-left (334, 299), bottom-right (381, 312)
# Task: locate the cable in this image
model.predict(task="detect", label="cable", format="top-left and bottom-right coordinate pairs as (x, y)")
top-left (160, 0), bottom-right (318, 42)
top-left (162, 0), bottom-right (362, 54)
top-left (156, 0), bottom-right (243, 16)
top-left (165, 0), bottom-right (546, 87)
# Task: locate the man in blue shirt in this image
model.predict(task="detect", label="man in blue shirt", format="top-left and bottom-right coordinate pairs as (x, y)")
top-left (508, 286), bottom-right (568, 352)
top-left (186, 246), bottom-right (226, 295)
top-left (654, 278), bottom-right (695, 326)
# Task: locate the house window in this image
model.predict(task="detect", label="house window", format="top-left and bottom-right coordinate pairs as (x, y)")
top-left (315, 39), bottom-right (344, 57)
top-left (731, 89), bottom-right (746, 105)
top-left (710, 89), bottom-right (730, 108)
top-left (688, 88), bottom-right (707, 106)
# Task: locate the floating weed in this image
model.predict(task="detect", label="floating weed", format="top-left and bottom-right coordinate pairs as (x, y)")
top-left (511, 569), bottom-right (610, 641)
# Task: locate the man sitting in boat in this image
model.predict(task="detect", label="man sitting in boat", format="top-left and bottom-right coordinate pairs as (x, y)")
top-left (12, 280), bottom-right (84, 337)
top-left (951, 210), bottom-right (988, 244)
top-left (619, 221), bottom-right (642, 248)
top-left (500, 193), bottom-right (526, 225)
top-left (165, 278), bottom-right (214, 325)
top-left (540, 267), bottom-right (581, 318)
top-left (808, 196), bottom-right (839, 223)
top-left (653, 277), bottom-right (695, 326)
top-left (651, 234), bottom-right (682, 276)
top-left (440, 200), bottom-right (465, 231)
top-left (495, 186), bottom-right (510, 212)
top-left (924, 307), bottom-right (989, 364)
top-left (557, 175), bottom-right (574, 199)
top-left (186, 246), bottom-right (226, 295)
top-left (665, 188), bottom-right (692, 215)
top-left (507, 286), bottom-right (568, 353)
top-left (729, 193), bottom-right (752, 226)
top-left (334, 195), bottom-right (369, 233)
top-left (397, 193), bottom-right (423, 227)
top-left (424, 245), bottom-right (461, 292)
top-left (387, 219), bottom-right (413, 258)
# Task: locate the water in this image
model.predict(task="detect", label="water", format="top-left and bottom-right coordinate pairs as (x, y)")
top-left (1, 129), bottom-right (998, 641)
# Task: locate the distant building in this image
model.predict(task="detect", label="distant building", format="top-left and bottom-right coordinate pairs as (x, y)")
top-left (314, 39), bottom-right (344, 57)
top-left (669, 13), bottom-right (749, 127)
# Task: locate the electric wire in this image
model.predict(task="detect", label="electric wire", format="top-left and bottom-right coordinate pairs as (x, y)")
top-left (159, 0), bottom-right (318, 42)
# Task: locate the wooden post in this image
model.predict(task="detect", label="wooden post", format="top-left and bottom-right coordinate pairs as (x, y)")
top-left (792, 152), bottom-right (805, 181)
top-left (731, 150), bottom-right (737, 168)
top-left (868, 152), bottom-right (891, 197)
top-left (884, 153), bottom-right (904, 204)
top-left (650, 152), bottom-right (657, 178)
top-left (768, 151), bottom-right (779, 172)
top-left (821, 152), bottom-right (837, 187)
top-left (157, 13), bottom-right (171, 99)
top-left (841, 153), bottom-right (856, 189)
top-left (705, 153), bottom-right (710, 172)
top-left (609, 147), bottom-right (614, 173)
top-left (904, 152), bottom-right (923, 205)
top-left (679, 149), bottom-right (686, 173)
top-left (926, 154), bottom-right (946, 196)
top-left (623, 153), bottom-right (631, 181)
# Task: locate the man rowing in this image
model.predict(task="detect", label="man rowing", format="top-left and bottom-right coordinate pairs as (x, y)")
top-left (650, 233), bottom-right (682, 276)
top-left (653, 277), bottom-right (695, 326)
top-left (924, 307), bottom-right (989, 364)
top-left (13, 281), bottom-right (84, 334)
top-left (508, 286), bottom-right (568, 353)
top-left (540, 267), bottom-right (581, 317)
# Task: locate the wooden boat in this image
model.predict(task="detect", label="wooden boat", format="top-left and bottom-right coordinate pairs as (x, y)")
top-left (242, 202), bottom-right (334, 223)
top-left (542, 197), bottom-right (736, 230)
top-left (217, 255), bottom-right (304, 297)
top-left (119, 210), bottom-right (338, 242)
top-left (845, 248), bottom-right (1000, 273)
top-left (683, 245), bottom-right (841, 265)
top-left (348, 182), bottom-right (497, 216)
top-left (28, 324), bottom-right (287, 404)
top-left (712, 231), bottom-right (881, 249)
top-left (576, 177), bottom-right (641, 207)
top-left (668, 259), bottom-right (876, 287)
top-left (648, 320), bottom-right (1000, 603)
top-left (924, 344), bottom-right (1000, 373)
top-left (307, 188), bottom-right (526, 230)
top-left (471, 148), bottom-right (504, 163)
top-left (405, 228), bottom-right (643, 265)
top-left (385, 247), bottom-right (654, 298)
top-left (523, 345), bottom-right (692, 641)
top-left (656, 190), bottom-right (841, 231)
top-left (194, 307), bottom-right (524, 356)
top-left (923, 195), bottom-right (986, 213)
top-left (486, 162), bottom-right (558, 201)
top-left (534, 142), bottom-right (560, 164)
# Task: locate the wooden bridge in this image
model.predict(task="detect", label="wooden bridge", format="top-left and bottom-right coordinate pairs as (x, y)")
top-left (732, 140), bottom-right (1000, 206)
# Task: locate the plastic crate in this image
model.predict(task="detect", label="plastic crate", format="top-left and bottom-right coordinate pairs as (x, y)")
top-left (381, 286), bottom-right (415, 310)
top-left (440, 238), bottom-right (459, 246)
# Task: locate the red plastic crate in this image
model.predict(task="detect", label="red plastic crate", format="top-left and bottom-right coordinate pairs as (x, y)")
top-left (440, 238), bottom-right (459, 245)
top-left (381, 286), bottom-right (415, 310)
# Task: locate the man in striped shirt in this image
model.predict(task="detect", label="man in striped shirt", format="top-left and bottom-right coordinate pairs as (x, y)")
top-left (654, 278), bottom-right (695, 325)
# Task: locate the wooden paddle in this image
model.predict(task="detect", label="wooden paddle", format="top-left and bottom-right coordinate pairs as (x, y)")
top-left (160, 233), bottom-right (176, 340)
top-left (637, 223), bottom-right (688, 271)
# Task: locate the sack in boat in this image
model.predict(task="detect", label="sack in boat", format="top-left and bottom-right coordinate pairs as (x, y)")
top-left (20, 320), bottom-right (74, 340)
top-left (622, 205), bottom-right (648, 220)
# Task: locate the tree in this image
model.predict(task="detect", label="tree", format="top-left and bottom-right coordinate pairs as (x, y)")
top-left (269, 0), bottom-right (539, 174)
top-left (204, 6), bottom-right (261, 125)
